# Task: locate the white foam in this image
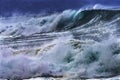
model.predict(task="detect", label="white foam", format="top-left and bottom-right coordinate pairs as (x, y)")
top-left (0, 10), bottom-right (76, 37)
top-left (0, 6), bottom-right (120, 79)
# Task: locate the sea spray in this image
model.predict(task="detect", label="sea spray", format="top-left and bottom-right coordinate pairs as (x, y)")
top-left (0, 7), bottom-right (120, 79)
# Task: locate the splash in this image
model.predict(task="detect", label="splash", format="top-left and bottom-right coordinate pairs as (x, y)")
top-left (0, 5), bottom-right (120, 79)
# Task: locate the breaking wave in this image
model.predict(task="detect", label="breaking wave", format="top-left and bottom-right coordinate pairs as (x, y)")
top-left (0, 5), bottom-right (120, 79)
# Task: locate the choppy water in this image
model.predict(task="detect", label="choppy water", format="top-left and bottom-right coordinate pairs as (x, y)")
top-left (0, 5), bottom-right (120, 79)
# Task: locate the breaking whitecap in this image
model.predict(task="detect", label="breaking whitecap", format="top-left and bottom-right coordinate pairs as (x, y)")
top-left (0, 5), bottom-right (120, 79)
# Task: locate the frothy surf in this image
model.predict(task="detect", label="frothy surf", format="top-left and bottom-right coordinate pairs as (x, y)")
top-left (0, 5), bottom-right (120, 79)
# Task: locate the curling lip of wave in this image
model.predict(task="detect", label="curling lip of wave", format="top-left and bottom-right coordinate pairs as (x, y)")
top-left (0, 9), bottom-right (120, 37)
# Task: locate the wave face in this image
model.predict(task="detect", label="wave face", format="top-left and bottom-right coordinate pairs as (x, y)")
top-left (0, 6), bottom-right (120, 79)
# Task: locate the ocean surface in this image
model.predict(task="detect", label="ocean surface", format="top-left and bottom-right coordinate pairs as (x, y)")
top-left (0, 0), bottom-right (120, 79)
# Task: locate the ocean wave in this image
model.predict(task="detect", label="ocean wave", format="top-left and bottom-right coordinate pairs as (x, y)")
top-left (1, 36), bottom-right (120, 79)
top-left (0, 8), bottom-right (120, 37)
top-left (0, 5), bottom-right (120, 79)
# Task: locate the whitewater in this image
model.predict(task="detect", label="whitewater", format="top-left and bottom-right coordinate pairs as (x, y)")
top-left (0, 5), bottom-right (120, 79)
